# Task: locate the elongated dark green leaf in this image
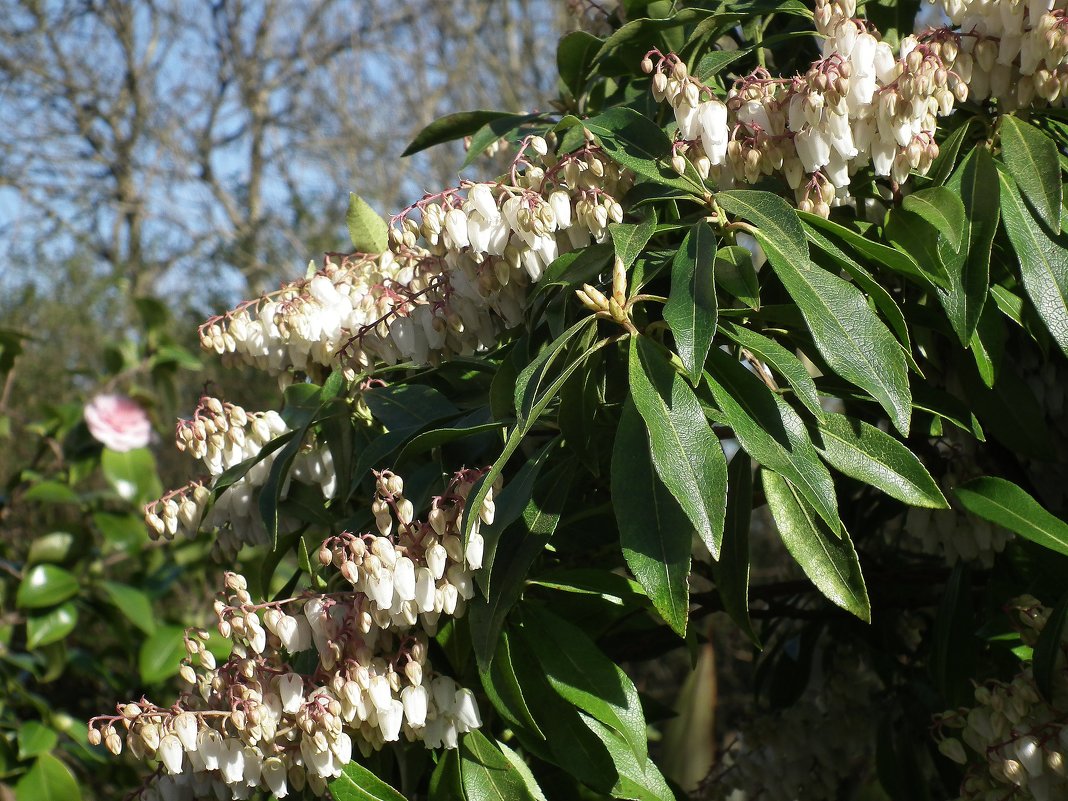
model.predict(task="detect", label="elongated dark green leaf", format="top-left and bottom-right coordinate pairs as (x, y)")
top-left (926, 117), bottom-right (973, 186)
top-left (720, 191), bottom-right (911, 434)
top-left (515, 318), bottom-right (596, 424)
top-left (15, 754), bottom-right (81, 801)
top-left (557, 30), bottom-right (601, 97)
top-left (401, 109), bottom-right (524, 157)
top-left (429, 749), bottom-right (464, 801)
top-left (481, 630), bottom-right (544, 736)
top-left (798, 210), bottom-right (933, 287)
top-left (997, 168), bottom-right (1068, 357)
top-left (521, 605), bottom-right (647, 762)
top-left (364, 384), bottom-right (459, 431)
top-left (713, 453), bottom-right (757, 644)
top-left (330, 761), bottom-right (407, 801)
top-left (612, 400), bottom-right (690, 636)
top-left (938, 148), bottom-right (999, 344)
top-left (664, 221), bottom-right (718, 382)
top-left (714, 245), bottom-right (760, 309)
top-left (609, 212), bottom-right (657, 270)
top-left (720, 322), bottom-right (823, 420)
top-left (497, 742), bottom-right (548, 801)
top-left (955, 476), bottom-right (1068, 557)
top-left (999, 115), bottom-right (1061, 229)
top-left (1034, 591), bottom-right (1068, 701)
top-left (16, 565), bottom-right (78, 610)
top-left (705, 348), bottom-right (840, 534)
top-left (696, 49), bottom-right (747, 80)
top-left (346, 193), bottom-right (388, 254)
top-left (460, 731), bottom-right (540, 801)
top-left (816, 414), bottom-right (947, 509)
top-left (902, 187), bottom-right (965, 252)
top-left (628, 337), bottom-right (727, 557)
top-left (584, 108), bottom-right (705, 195)
top-left (762, 470), bottom-right (870, 620)
top-left (931, 563), bottom-right (975, 707)
top-left (463, 114), bottom-right (545, 169)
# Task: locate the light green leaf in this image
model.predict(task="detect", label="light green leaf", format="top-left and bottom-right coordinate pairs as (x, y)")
top-left (16, 565), bottom-right (79, 610)
top-left (955, 476), bottom-right (1068, 557)
top-left (609, 212), bottom-right (657, 270)
top-left (15, 754), bottom-right (81, 801)
top-left (346, 193), bottom-right (389, 255)
top-left (461, 730), bottom-right (540, 801)
top-left (18, 722), bottom-right (58, 759)
top-left (23, 481), bottom-right (80, 505)
top-left (999, 115), bottom-right (1061, 229)
top-left (497, 742), bottom-right (549, 801)
top-left (902, 186), bottom-right (966, 252)
top-left (100, 447), bottom-right (162, 504)
top-left (762, 470), bottom-right (870, 621)
top-left (26, 603), bottom-right (78, 649)
top-left (521, 605), bottom-right (648, 763)
top-left (705, 347), bottom-right (840, 534)
top-left (664, 221), bottom-right (718, 382)
top-left (580, 714), bottom-right (675, 801)
top-left (816, 414), bottom-right (948, 509)
top-left (330, 760), bottom-right (408, 801)
top-left (714, 245), bottom-right (760, 309)
top-left (101, 581), bottom-right (156, 635)
top-left (613, 400), bottom-right (691, 636)
top-left (628, 337), bottom-right (728, 557)
top-left (719, 190), bottom-right (911, 434)
top-left (997, 167), bottom-right (1068, 357)
top-left (138, 625), bottom-right (186, 685)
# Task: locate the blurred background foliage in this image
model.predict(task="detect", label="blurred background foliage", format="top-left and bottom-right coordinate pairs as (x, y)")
top-left (0, 1), bottom-right (579, 796)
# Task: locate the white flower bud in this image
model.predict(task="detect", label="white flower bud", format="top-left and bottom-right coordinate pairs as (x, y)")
top-left (401, 685), bottom-right (429, 728)
top-left (158, 734), bottom-right (184, 774)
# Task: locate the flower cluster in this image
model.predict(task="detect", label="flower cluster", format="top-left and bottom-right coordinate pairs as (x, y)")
top-left (143, 396), bottom-right (336, 559)
top-left (199, 137), bottom-right (631, 379)
top-left (935, 596), bottom-right (1068, 801)
top-left (645, 0), bottom-right (963, 215)
top-left (924, 0), bottom-right (1068, 109)
top-left (94, 468), bottom-right (491, 799)
top-left (707, 649), bottom-right (883, 801)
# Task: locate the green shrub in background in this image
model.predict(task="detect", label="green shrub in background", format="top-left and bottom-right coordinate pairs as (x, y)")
top-left (8, 0), bottom-right (1068, 799)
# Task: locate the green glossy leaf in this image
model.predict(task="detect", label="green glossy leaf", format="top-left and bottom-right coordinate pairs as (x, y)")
top-left (15, 754), bottom-right (81, 801)
top-left (816, 413), bottom-right (948, 509)
top-left (612, 400), bottom-right (690, 636)
top-left (100, 447), bottom-right (162, 504)
top-left (26, 603), bottom-right (78, 649)
top-left (799, 210), bottom-right (934, 287)
top-left (429, 749), bottom-right (464, 801)
top-left (609, 211), bottom-right (658, 270)
top-left (497, 742), bottom-right (548, 801)
top-left (713, 452), bottom-right (757, 644)
top-left (714, 245), bottom-right (760, 309)
top-left (23, 481), bottom-right (80, 505)
top-left (481, 630), bottom-right (544, 737)
top-left (997, 167), bottom-right (1068, 357)
top-left (999, 115), bottom-right (1061, 229)
top-left (628, 337), bottom-right (727, 557)
top-left (18, 722), bottom-right (58, 760)
top-left (762, 470), bottom-right (870, 621)
top-left (955, 477), bottom-right (1068, 557)
top-left (16, 565), bottom-right (79, 610)
top-left (101, 581), bottom-right (156, 635)
top-left (902, 186), bottom-right (966, 252)
top-left (580, 714), bottom-right (674, 801)
top-left (27, 532), bottom-right (75, 565)
top-left (460, 730), bottom-right (539, 801)
top-left (584, 108), bottom-right (705, 195)
top-left (521, 605), bottom-right (648, 763)
top-left (515, 318), bottom-right (595, 424)
top-left (330, 760), bottom-right (407, 801)
top-left (926, 117), bottom-right (973, 186)
top-left (401, 109), bottom-right (521, 157)
top-left (557, 30), bottom-right (602, 97)
top-left (704, 348), bottom-right (840, 534)
top-left (938, 148), bottom-right (999, 344)
top-left (1034, 591), bottom-right (1068, 702)
top-left (720, 190), bottom-right (911, 433)
top-left (346, 193), bottom-right (389, 255)
top-left (696, 49), bottom-right (747, 80)
top-left (462, 114), bottom-right (545, 169)
top-left (138, 625), bottom-right (186, 685)
top-left (664, 221), bottom-right (718, 382)
top-left (364, 384), bottom-right (459, 431)
top-left (720, 323), bottom-right (823, 421)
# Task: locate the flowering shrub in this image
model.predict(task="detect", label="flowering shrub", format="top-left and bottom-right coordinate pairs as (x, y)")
top-left (61, 0), bottom-right (1068, 799)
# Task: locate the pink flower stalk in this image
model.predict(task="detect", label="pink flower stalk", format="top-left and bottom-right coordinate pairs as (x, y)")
top-left (84, 394), bottom-right (152, 452)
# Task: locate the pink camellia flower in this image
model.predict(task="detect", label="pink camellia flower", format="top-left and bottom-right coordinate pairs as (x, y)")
top-left (84, 394), bottom-right (152, 452)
